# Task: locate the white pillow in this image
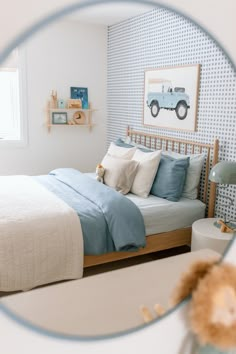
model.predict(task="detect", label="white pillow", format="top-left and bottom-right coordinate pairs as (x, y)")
top-left (107, 142), bottom-right (136, 159)
top-left (131, 149), bottom-right (162, 198)
top-left (102, 154), bottom-right (139, 195)
top-left (162, 151), bottom-right (205, 199)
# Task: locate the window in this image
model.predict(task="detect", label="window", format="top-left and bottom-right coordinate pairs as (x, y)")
top-left (0, 49), bottom-right (27, 146)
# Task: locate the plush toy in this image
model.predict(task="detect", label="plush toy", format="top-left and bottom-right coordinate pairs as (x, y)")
top-left (140, 259), bottom-right (236, 354)
top-left (96, 164), bottom-right (105, 183)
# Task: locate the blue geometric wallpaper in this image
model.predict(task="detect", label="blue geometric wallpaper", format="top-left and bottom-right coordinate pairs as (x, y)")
top-left (107, 7), bottom-right (236, 221)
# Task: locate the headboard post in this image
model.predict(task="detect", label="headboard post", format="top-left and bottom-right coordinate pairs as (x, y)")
top-left (127, 126), bottom-right (130, 138)
top-left (207, 139), bottom-right (219, 218)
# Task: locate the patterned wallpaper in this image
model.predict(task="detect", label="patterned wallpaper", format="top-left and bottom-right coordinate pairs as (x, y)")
top-left (107, 7), bottom-right (236, 221)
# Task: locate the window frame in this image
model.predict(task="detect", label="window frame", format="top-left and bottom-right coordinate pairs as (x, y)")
top-left (0, 48), bottom-right (28, 148)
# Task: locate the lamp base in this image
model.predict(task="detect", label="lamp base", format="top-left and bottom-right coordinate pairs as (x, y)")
top-left (214, 220), bottom-right (236, 233)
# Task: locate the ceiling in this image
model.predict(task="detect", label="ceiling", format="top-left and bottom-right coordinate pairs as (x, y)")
top-left (64, 3), bottom-right (155, 26)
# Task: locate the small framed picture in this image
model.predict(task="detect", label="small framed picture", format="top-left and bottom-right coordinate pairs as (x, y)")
top-left (52, 112), bottom-right (68, 124)
top-left (70, 87), bottom-right (89, 109)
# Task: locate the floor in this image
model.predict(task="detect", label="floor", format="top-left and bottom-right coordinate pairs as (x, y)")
top-left (0, 246), bottom-right (190, 298)
top-left (83, 245), bottom-right (190, 277)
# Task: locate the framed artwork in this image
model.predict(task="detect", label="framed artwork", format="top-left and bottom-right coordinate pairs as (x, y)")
top-left (70, 87), bottom-right (89, 109)
top-left (143, 64), bottom-right (200, 132)
top-left (52, 112), bottom-right (68, 124)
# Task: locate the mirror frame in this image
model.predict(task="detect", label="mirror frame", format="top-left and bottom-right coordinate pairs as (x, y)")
top-left (0, 0), bottom-right (235, 343)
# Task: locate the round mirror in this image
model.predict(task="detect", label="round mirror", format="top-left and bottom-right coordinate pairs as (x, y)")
top-left (0, 0), bottom-right (235, 341)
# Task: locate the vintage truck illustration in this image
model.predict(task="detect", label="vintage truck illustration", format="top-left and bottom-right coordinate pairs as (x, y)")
top-left (146, 81), bottom-right (190, 120)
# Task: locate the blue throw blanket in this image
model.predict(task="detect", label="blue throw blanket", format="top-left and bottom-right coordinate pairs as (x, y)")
top-left (35, 168), bottom-right (146, 255)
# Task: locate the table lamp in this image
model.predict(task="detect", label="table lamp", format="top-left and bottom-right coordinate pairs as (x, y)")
top-left (209, 161), bottom-right (236, 232)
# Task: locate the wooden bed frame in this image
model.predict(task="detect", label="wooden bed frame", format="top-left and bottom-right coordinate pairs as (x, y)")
top-left (84, 127), bottom-right (219, 268)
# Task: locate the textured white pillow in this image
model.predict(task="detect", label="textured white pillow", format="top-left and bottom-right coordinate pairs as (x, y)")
top-left (162, 151), bottom-right (205, 199)
top-left (107, 142), bottom-right (136, 159)
top-left (102, 154), bottom-right (139, 195)
top-left (131, 149), bottom-right (162, 198)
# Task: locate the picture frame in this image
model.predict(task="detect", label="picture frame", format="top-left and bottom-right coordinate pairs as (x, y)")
top-left (52, 112), bottom-right (68, 125)
top-left (143, 64), bottom-right (200, 132)
top-left (70, 87), bottom-right (89, 109)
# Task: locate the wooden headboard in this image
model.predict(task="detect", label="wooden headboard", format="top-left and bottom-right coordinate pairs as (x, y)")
top-left (126, 126), bottom-right (219, 218)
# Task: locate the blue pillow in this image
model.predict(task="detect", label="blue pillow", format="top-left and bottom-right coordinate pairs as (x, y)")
top-left (115, 138), bottom-right (153, 152)
top-left (151, 155), bottom-right (190, 202)
top-left (115, 138), bottom-right (134, 148)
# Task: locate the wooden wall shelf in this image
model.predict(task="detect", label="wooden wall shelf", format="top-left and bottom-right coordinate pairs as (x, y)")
top-left (46, 103), bottom-right (97, 133)
top-left (48, 108), bottom-right (97, 113)
top-left (47, 123), bottom-right (96, 129)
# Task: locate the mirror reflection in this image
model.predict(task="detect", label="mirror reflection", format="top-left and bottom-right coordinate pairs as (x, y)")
top-left (0, 1), bottom-right (235, 337)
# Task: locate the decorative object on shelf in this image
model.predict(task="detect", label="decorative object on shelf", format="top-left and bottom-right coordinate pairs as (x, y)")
top-left (58, 99), bottom-right (66, 109)
top-left (96, 164), bottom-right (105, 183)
top-left (52, 112), bottom-right (68, 125)
top-left (209, 161), bottom-right (236, 233)
top-left (68, 120), bottom-right (76, 125)
top-left (143, 64), bottom-right (200, 132)
top-left (140, 259), bottom-right (236, 354)
top-left (51, 90), bottom-right (58, 108)
top-left (70, 87), bottom-right (89, 109)
top-left (73, 111), bottom-right (86, 125)
top-left (67, 99), bottom-right (82, 109)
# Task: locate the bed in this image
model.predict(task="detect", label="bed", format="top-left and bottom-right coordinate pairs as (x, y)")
top-left (84, 127), bottom-right (219, 268)
top-left (0, 128), bottom-right (219, 291)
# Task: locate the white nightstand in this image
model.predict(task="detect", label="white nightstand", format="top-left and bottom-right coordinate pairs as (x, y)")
top-left (191, 218), bottom-right (233, 254)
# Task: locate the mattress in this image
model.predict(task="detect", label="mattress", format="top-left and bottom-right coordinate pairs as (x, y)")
top-left (126, 193), bottom-right (206, 235)
top-left (85, 173), bottom-right (206, 236)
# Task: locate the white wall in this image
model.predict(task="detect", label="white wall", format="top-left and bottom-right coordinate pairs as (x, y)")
top-left (0, 21), bottom-right (107, 175)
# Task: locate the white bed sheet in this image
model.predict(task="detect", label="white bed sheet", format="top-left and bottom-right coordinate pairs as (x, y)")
top-left (86, 173), bottom-right (206, 235)
top-left (125, 193), bottom-right (206, 235)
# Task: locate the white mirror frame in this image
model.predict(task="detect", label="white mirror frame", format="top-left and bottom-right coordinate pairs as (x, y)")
top-left (0, 1), bottom-right (235, 353)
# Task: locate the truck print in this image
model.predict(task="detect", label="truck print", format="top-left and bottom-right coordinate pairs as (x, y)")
top-left (146, 83), bottom-right (190, 120)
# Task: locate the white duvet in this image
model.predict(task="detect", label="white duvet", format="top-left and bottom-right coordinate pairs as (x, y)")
top-left (0, 176), bottom-right (84, 292)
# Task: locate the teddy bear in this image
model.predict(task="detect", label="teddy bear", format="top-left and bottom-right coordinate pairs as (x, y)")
top-left (140, 259), bottom-right (236, 354)
top-left (96, 164), bottom-right (105, 183)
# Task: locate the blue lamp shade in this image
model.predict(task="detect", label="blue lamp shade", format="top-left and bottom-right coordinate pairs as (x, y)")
top-left (209, 161), bottom-right (236, 184)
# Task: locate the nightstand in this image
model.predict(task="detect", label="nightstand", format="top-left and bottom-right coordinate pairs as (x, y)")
top-left (191, 218), bottom-right (233, 254)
